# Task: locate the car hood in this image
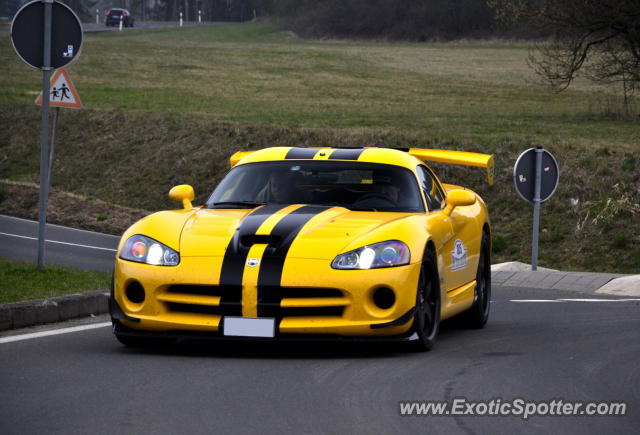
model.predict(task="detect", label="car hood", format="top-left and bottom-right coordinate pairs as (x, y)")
top-left (179, 205), bottom-right (418, 260)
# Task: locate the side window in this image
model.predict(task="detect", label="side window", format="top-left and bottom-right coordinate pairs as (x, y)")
top-left (416, 166), bottom-right (445, 211)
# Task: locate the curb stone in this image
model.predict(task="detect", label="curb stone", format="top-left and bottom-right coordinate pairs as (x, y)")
top-left (491, 262), bottom-right (640, 296)
top-left (0, 291), bottom-right (109, 331)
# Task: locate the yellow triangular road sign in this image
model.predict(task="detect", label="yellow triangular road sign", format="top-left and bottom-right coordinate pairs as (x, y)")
top-left (35, 68), bottom-right (83, 109)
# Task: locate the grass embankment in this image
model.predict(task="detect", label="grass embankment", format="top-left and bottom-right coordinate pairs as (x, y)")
top-left (0, 22), bottom-right (639, 274)
top-left (0, 258), bottom-right (110, 304)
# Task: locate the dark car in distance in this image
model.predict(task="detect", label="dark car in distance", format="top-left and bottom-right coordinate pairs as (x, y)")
top-left (105, 8), bottom-right (135, 27)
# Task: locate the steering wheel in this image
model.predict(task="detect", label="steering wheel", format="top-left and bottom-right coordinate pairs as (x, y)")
top-left (353, 192), bottom-right (397, 207)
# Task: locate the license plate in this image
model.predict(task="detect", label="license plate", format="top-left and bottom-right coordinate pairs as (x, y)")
top-left (223, 317), bottom-right (275, 338)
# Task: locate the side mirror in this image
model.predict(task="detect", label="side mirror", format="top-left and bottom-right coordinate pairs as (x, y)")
top-left (169, 184), bottom-right (195, 211)
top-left (443, 189), bottom-right (476, 216)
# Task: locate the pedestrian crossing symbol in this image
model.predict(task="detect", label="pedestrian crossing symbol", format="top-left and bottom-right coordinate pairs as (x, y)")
top-left (35, 68), bottom-right (83, 109)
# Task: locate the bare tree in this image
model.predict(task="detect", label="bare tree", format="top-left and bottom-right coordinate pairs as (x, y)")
top-left (490, 0), bottom-right (640, 109)
top-left (58, 0), bottom-right (99, 21)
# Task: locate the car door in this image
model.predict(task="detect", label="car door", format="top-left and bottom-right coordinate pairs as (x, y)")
top-left (416, 165), bottom-right (474, 292)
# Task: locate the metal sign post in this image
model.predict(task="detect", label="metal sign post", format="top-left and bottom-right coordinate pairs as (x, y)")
top-left (531, 148), bottom-right (543, 270)
top-left (11, 0), bottom-right (83, 269)
top-left (46, 107), bottom-right (60, 200)
top-left (514, 147), bottom-right (559, 271)
top-left (37, 0), bottom-right (53, 269)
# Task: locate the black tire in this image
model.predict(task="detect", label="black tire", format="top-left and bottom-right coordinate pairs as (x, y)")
top-left (412, 249), bottom-right (441, 351)
top-left (460, 232), bottom-right (491, 328)
top-left (115, 331), bottom-right (174, 348)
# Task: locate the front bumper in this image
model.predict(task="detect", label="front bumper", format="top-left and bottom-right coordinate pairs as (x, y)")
top-left (112, 257), bottom-right (421, 338)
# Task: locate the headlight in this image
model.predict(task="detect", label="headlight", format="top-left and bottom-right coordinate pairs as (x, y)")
top-left (119, 235), bottom-right (180, 266)
top-left (331, 240), bottom-right (410, 270)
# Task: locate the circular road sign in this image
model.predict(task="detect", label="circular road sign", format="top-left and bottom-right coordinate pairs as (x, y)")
top-left (11, 0), bottom-right (83, 70)
top-left (513, 147), bottom-right (559, 203)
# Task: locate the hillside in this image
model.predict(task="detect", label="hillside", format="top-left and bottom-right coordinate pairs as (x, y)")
top-left (0, 22), bottom-right (638, 272)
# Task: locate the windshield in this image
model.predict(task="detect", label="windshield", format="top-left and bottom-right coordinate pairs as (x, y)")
top-left (207, 161), bottom-right (425, 212)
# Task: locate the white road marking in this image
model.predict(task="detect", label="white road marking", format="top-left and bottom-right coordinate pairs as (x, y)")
top-left (0, 322), bottom-right (111, 344)
top-left (0, 232), bottom-right (117, 252)
top-left (557, 298), bottom-right (640, 302)
top-left (510, 298), bottom-right (640, 303)
top-left (1, 214), bottom-right (121, 238)
top-left (510, 299), bottom-right (563, 303)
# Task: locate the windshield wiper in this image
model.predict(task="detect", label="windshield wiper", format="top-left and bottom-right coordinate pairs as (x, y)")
top-left (211, 201), bottom-right (266, 209)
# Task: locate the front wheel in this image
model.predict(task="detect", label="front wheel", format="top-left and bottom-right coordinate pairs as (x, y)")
top-left (461, 232), bottom-right (491, 328)
top-left (412, 249), bottom-right (441, 351)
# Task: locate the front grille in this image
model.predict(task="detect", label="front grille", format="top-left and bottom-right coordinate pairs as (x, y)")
top-left (164, 285), bottom-right (241, 316)
top-left (265, 306), bottom-right (345, 317)
top-left (166, 303), bottom-right (225, 316)
top-left (260, 287), bottom-right (348, 318)
top-left (161, 285), bottom-right (348, 319)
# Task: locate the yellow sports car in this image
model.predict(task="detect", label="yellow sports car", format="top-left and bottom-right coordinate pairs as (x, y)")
top-left (110, 147), bottom-right (494, 350)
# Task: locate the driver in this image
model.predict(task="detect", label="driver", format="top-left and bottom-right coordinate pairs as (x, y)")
top-left (375, 181), bottom-right (400, 202)
top-left (267, 171), bottom-right (304, 204)
top-left (373, 174), bottom-right (400, 203)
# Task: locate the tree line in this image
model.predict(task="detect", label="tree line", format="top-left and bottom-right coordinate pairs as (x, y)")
top-left (263, 0), bottom-right (499, 40)
top-left (59, 0), bottom-right (264, 23)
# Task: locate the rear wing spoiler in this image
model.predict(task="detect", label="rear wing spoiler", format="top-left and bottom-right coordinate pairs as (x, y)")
top-left (409, 148), bottom-right (495, 185)
top-left (229, 151), bottom-right (254, 168)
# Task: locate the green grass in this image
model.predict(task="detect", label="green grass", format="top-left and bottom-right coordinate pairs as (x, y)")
top-left (0, 22), bottom-right (639, 274)
top-left (0, 258), bottom-right (110, 304)
top-left (0, 22), bottom-right (637, 148)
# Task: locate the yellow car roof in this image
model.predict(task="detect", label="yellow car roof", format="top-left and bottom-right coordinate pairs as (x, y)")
top-left (230, 147), bottom-right (494, 185)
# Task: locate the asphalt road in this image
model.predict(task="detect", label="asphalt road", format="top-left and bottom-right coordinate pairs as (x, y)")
top-left (0, 20), bottom-right (232, 34)
top-left (0, 214), bottom-right (119, 272)
top-left (1, 286), bottom-right (638, 434)
top-left (82, 20), bottom-right (233, 33)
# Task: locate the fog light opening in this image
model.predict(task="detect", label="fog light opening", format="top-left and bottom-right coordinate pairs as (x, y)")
top-left (373, 287), bottom-right (395, 310)
top-left (125, 281), bottom-right (145, 304)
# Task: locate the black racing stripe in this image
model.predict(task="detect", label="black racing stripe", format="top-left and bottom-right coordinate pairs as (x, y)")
top-left (328, 148), bottom-right (364, 160)
top-left (257, 206), bottom-right (329, 316)
top-left (285, 147), bottom-right (319, 159)
top-left (218, 204), bottom-right (287, 289)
